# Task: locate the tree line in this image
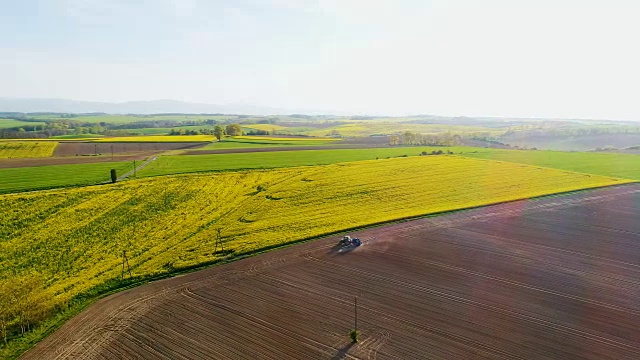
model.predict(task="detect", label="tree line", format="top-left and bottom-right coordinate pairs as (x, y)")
top-left (168, 123), bottom-right (245, 139)
top-left (0, 274), bottom-right (54, 348)
top-left (390, 131), bottom-right (463, 146)
top-left (0, 118), bottom-right (229, 139)
top-left (0, 116), bottom-right (285, 139)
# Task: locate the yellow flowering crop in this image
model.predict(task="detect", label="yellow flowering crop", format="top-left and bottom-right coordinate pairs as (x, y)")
top-left (0, 156), bottom-right (629, 310)
top-left (92, 135), bottom-right (216, 142)
top-left (0, 141), bottom-right (58, 158)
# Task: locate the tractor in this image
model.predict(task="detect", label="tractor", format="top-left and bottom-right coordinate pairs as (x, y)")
top-left (339, 235), bottom-right (362, 247)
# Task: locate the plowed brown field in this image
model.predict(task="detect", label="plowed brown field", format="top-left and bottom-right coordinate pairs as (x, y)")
top-left (53, 142), bottom-right (206, 157)
top-left (0, 142), bottom-right (207, 168)
top-left (22, 184), bottom-right (640, 359)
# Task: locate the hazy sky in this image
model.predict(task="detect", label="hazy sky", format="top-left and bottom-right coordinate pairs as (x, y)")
top-left (2, 0), bottom-right (639, 118)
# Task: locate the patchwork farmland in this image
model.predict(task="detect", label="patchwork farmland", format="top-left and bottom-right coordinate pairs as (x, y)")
top-left (21, 184), bottom-right (640, 359)
top-left (4, 155), bottom-right (624, 307)
top-left (3, 115), bottom-right (640, 359)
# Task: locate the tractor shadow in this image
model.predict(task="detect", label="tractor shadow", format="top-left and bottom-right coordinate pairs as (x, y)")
top-left (330, 342), bottom-right (356, 360)
top-left (328, 243), bottom-right (360, 255)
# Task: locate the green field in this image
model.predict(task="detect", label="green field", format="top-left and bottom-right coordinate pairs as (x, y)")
top-left (141, 146), bottom-right (640, 181)
top-left (197, 141), bottom-right (299, 150)
top-left (0, 118), bottom-right (46, 129)
top-left (459, 148), bottom-right (640, 180)
top-left (3, 146), bottom-right (640, 195)
top-left (28, 115), bottom-right (144, 124)
top-left (197, 137), bottom-right (340, 150)
top-left (0, 146), bottom-right (453, 194)
top-left (0, 161), bottom-right (134, 194)
top-left (139, 146), bottom-right (463, 177)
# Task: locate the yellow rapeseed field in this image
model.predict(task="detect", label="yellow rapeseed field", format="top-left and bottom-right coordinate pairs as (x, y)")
top-left (92, 135), bottom-right (216, 142)
top-left (0, 141), bottom-right (58, 158)
top-left (0, 155), bottom-right (630, 333)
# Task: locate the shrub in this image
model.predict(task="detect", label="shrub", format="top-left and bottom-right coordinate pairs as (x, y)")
top-left (349, 329), bottom-right (359, 343)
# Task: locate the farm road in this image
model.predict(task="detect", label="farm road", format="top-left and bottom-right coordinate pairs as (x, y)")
top-left (21, 184), bottom-right (640, 359)
top-left (117, 156), bottom-right (157, 181)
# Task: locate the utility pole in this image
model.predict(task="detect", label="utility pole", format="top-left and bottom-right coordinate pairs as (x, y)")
top-left (214, 228), bottom-right (225, 254)
top-left (349, 295), bottom-right (359, 343)
top-left (122, 250), bottom-right (132, 279)
top-left (355, 296), bottom-right (358, 332)
top-left (111, 145), bottom-right (114, 160)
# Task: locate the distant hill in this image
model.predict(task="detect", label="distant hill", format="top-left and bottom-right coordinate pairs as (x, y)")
top-left (0, 98), bottom-right (342, 116)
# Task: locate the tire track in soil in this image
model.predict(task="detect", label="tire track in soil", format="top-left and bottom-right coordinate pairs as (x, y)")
top-left (253, 270), bottom-right (522, 360)
top-left (21, 183), bottom-right (640, 360)
top-left (302, 254), bottom-right (640, 355)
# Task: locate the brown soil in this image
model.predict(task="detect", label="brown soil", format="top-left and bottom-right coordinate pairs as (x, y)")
top-left (0, 153), bottom-right (154, 168)
top-left (0, 142), bottom-right (207, 168)
top-left (53, 142), bottom-right (206, 157)
top-left (21, 184), bottom-right (640, 359)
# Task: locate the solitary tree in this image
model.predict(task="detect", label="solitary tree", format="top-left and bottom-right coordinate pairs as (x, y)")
top-left (225, 124), bottom-right (243, 136)
top-left (110, 169), bottom-right (117, 183)
top-left (213, 125), bottom-right (225, 141)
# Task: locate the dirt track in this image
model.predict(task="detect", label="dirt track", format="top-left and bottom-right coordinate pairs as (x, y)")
top-left (22, 184), bottom-right (640, 359)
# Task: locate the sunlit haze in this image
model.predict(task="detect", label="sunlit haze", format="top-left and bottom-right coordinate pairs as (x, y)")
top-left (2, 0), bottom-right (639, 119)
